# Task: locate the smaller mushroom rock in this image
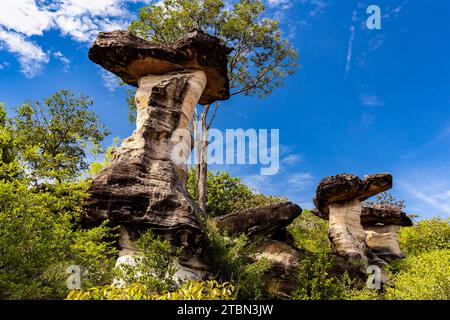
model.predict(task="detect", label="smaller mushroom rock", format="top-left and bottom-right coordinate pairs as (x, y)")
top-left (360, 204), bottom-right (413, 227)
top-left (361, 204), bottom-right (412, 263)
top-left (313, 173), bottom-right (392, 263)
top-left (213, 202), bottom-right (302, 238)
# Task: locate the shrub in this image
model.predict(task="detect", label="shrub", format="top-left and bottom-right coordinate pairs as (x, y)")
top-left (398, 217), bottom-right (450, 256)
top-left (0, 179), bottom-right (117, 299)
top-left (385, 249), bottom-right (450, 300)
top-left (202, 219), bottom-right (271, 299)
top-left (114, 230), bottom-right (178, 294)
top-left (67, 279), bottom-right (236, 300)
top-left (288, 210), bottom-right (330, 253)
top-left (292, 252), bottom-right (350, 300)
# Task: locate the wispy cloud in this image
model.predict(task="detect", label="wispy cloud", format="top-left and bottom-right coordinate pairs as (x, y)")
top-left (0, 28), bottom-right (49, 78)
top-left (281, 153), bottom-right (303, 165)
top-left (344, 11), bottom-right (357, 78)
top-left (53, 51), bottom-right (71, 72)
top-left (359, 93), bottom-right (384, 107)
top-left (99, 69), bottom-right (121, 92)
top-left (397, 167), bottom-right (450, 217)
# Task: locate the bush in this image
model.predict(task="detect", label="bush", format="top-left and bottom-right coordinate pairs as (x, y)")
top-left (288, 210), bottom-right (330, 253)
top-left (202, 219), bottom-right (271, 299)
top-left (67, 279), bottom-right (236, 300)
top-left (385, 249), bottom-right (450, 300)
top-left (0, 179), bottom-right (117, 299)
top-left (114, 230), bottom-right (178, 294)
top-left (398, 218), bottom-right (450, 256)
top-left (292, 252), bottom-right (350, 300)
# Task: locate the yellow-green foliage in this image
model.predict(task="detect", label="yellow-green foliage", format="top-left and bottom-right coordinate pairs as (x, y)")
top-left (385, 250), bottom-right (450, 300)
top-left (67, 280), bottom-right (236, 300)
top-left (288, 210), bottom-right (330, 253)
top-left (398, 218), bottom-right (450, 255)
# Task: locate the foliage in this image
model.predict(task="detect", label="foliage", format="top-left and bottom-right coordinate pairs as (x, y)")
top-left (13, 89), bottom-right (110, 182)
top-left (125, 0), bottom-right (298, 123)
top-left (187, 167), bottom-right (285, 216)
top-left (67, 279), bottom-right (236, 300)
top-left (398, 217), bottom-right (450, 256)
top-left (202, 218), bottom-right (271, 299)
top-left (0, 103), bottom-right (21, 180)
top-left (365, 191), bottom-right (406, 210)
top-left (292, 252), bottom-right (351, 300)
top-left (88, 137), bottom-right (119, 178)
top-left (0, 179), bottom-right (117, 299)
top-left (115, 230), bottom-right (178, 294)
top-left (385, 249), bottom-right (450, 300)
top-left (288, 210), bottom-right (330, 253)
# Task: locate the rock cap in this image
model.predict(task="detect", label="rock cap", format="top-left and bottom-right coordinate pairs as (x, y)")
top-left (88, 29), bottom-right (232, 105)
top-left (313, 173), bottom-right (392, 216)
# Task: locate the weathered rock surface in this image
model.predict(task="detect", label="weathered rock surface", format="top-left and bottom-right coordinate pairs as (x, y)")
top-left (255, 240), bottom-right (301, 297)
top-left (313, 173), bottom-right (392, 262)
top-left (83, 30), bottom-right (231, 248)
top-left (360, 204), bottom-right (413, 227)
top-left (312, 173), bottom-right (413, 283)
top-left (313, 173), bottom-right (392, 216)
top-left (213, 202), bottom-right (302, 238)
top-left (88, 29), bottom-right (232, 105)
top-left (365, 225), bottom-right (404, 262)
top-left (312, 204), bottom-right (413, 227)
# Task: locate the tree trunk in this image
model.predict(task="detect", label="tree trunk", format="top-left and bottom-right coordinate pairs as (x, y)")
top-left (196, 104), bottom-right (210, 213)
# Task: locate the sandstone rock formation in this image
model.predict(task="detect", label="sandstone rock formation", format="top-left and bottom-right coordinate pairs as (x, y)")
top-left (83, 30), bottom-right (231, 250)
top-left (313, 173), bottom-right (392, 263)
top-left (214, 202), bottom-right (303, 296)
top-left (312, 173), bottom-right (413, 282)
top-left (214, 202), bottom-right (302, 238)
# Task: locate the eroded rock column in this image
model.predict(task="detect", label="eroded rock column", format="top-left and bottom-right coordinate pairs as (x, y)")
top-left (328, 199), bottom-right (367, 259)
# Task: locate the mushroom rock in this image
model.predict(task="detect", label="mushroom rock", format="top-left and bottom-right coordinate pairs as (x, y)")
top-left (313, 173), bottom-right (392, 264)
top-left (362, 204), bottom-right (412, 263)
top-left (213, 202), bottom-right (302, 239)
top-left (83, 30), bottom-right (231, 250)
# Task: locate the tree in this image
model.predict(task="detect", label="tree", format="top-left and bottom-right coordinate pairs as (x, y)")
top-left (187, 167), bottom-right (285, 216)
top-left (0, 103), bottom-right (21, 180)
top-left (13, 90), bottom-right (110, 183)
top-left (128, 0), bottom-right (298, 211)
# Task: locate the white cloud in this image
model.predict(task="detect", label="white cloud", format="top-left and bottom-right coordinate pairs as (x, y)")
top-left (344, 18), bottom-right (356, 78)
top-left (359, 93), bottom-right (384, 107)
top-left (0, 0), bottom-right (53, 36)
top-left (0, 0), bottom-right (151, 77)
top-left (281, 153), bottom-right (303, 165)
top-left (99, 68), bottom-right (121, 91)
top-left (398, 174), bottom-right (450, 217)
top-left (0, 28), bottom-right (49, 77)
top-left (53, 50), bottom-right (71, 71)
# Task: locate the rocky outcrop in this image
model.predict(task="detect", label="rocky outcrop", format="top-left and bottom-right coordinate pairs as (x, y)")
top-left (214, 202), bottom-right (303, 296)
top-left (313, 173), bottom-right (392, 262)
top-left (213, 202), bottom-right (302, 238)
top-left (312, 173), bottom-right (413, 282)
top-left (255, 240), bottom-right (301, 297)
top-left (83, 30), bottom-right (231, 251)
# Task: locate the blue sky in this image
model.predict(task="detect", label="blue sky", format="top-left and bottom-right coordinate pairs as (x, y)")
top-left (0, 0), bottom-right (449, 218)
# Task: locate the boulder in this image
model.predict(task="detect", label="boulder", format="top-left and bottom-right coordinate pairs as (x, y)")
top-left (213, 202), bottom-right (302, 238)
